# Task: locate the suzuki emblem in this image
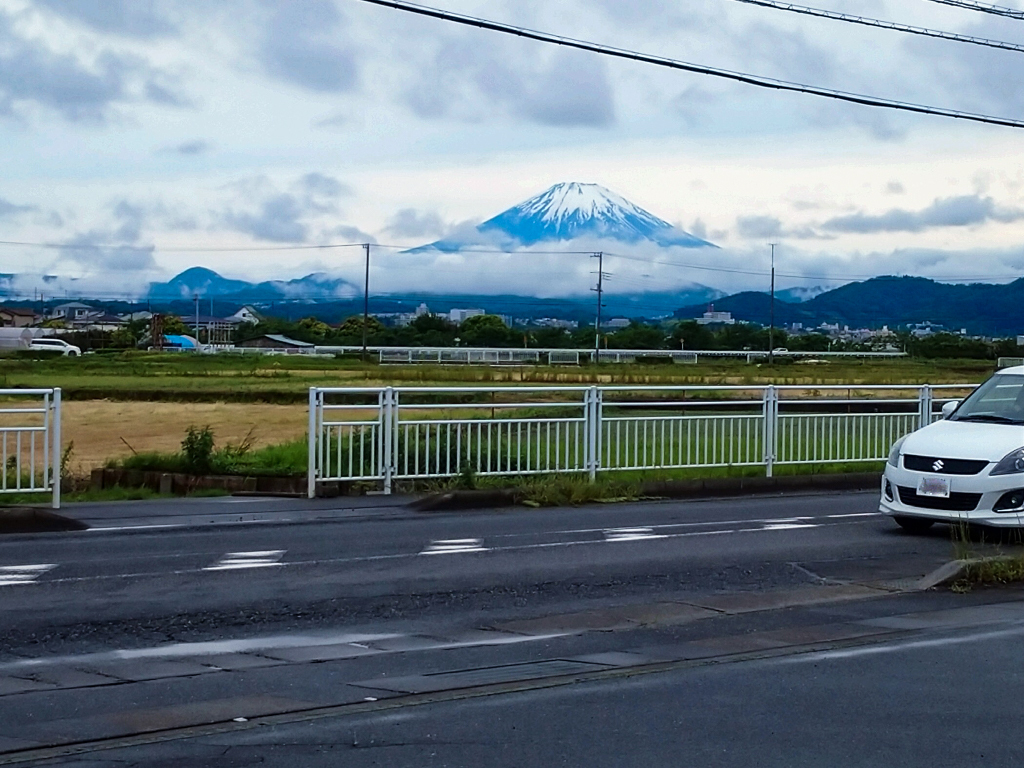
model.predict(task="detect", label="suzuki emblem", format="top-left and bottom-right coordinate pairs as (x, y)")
top-left (933, 459), bottom-right (945, 472)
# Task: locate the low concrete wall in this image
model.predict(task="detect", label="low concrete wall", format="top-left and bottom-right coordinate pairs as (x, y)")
top-left (91, 468), bottom-right (306, 497)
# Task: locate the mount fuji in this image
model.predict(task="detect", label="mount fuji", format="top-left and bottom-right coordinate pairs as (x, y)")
top-left (415, 182), bottom-right (715, 252)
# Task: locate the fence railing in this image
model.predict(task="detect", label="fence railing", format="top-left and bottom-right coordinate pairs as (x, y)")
top-left (0, 388), bottom-right (62, 508)
top-left (307, 383), bottom-right (975, 496)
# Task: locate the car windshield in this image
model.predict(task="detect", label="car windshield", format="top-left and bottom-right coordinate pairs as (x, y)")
top-left (951, 374), bottom-right (1024, 425)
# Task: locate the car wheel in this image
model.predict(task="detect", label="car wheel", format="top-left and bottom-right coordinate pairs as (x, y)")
top-left (893, 516), bottom-right (935, 534)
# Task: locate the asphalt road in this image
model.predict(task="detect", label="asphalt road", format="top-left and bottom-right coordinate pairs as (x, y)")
top-left (1, 490), bottom-right (1020, 765)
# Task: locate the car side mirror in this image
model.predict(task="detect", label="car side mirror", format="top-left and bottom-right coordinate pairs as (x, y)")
top-left (941, 400), bottom-right (960, 419)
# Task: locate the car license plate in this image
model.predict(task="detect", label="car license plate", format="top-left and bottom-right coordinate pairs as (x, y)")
top-left (918, 476), bottom-right (951, 499)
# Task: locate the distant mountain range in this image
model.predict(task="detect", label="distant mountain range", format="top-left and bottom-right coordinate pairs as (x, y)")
top-left (144, 267), bottom-right (722, 322)
top-left (675, 276), bottom-right (1024, 337)
top-left (147, 267), bottom-right (358, 302)
top-left (415, 182), bottom-right (715, 252)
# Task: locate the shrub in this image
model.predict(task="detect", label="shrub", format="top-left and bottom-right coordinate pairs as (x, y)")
top-left (182, 425), bottom-right (215, 474)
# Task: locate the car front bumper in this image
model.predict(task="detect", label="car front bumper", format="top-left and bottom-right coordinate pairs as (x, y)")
top-left (879, 463), bottom-right (1024, 527)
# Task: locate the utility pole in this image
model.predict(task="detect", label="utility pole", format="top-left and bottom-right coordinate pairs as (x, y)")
top-left (193, 293), bottom-right (200, 343)
top-left (769, 243), bottom-right (776, 365)
top-left (362, 243), bottom-right (371, 362)
top-left (591, 252), bottom-right (605, 365)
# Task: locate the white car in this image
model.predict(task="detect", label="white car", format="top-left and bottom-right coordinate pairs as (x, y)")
top-left (881, 365), bottom-right (1024, 532)
top-left (28, 338), bottom-right (81, 356)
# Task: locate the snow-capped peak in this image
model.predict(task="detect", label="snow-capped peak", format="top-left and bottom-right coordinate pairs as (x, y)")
top-left (411, 181), bottom-right (716, 252)
top-left (521, 182), bottom-right (657, 229)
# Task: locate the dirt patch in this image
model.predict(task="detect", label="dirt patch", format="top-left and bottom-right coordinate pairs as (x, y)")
top-left (63, 400), bottom-right (308, 472)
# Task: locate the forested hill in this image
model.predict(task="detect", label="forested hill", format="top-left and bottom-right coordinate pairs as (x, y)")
top-left (674, 276), bottom-right (1024, 337)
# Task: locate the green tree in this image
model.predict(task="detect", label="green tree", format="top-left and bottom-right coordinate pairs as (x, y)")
top-left (459, 315), bottom-right (514, 347)
top-left (297, 316), bottom-right (332, 339)
top-left (670, 320), bottom-right (716, 350)
top-left (530, 327), bottom-right (573, 348)
top-left (606, 322), bottom-right (667, 350)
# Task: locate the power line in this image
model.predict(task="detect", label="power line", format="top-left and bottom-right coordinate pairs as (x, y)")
top-left (0, 240), bottom-right (369, 253)
top-left (733, 0), bottom-right (1024, 54)
top-left (354, 0), bottom-right (1024, 129)
top-left (923, 0), bottom-right (1024, 20)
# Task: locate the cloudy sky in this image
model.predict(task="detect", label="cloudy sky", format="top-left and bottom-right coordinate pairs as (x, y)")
top-left (3, 0), bottom-right (1024, 300)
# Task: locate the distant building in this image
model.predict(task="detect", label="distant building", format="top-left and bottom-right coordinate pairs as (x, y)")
top-left (1018, 335), bottom-right (1024, 347)
top-left (535, 318), bottom-right (578, 330)
top-left (0, 307), bottom-right (39, 328)
top-left (237, 334), bottom-right (314, 350)
top-left (449, 308), bottom-right (485, 324)
top-left (49, 302), bottom-right (94, 322)
top-left (179, 306), bottom-right (260, 344)
top-left (604, 318), bottom-right (630, 329)
top-left (696, 308), bottom-right (735, 326)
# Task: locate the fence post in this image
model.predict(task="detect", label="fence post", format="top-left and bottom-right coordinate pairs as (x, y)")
top-left (763, 386), bottom-right (777, 478)
top-left (586, 386), bottom-right (600, 481)
top-left (307, 387), bottom-right (317, 499)
top-left (51, 388), bottom-right (61, 510)
top-left (918, 385), bottom-right (933, 430)
top-left (383, 387), bottom-right (395, 495)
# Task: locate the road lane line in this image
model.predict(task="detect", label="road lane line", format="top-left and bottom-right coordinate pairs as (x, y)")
top-left (0, 564), bottom-right (56, 587)
top-left (204, 551), bottom-right (286, 571)
top-left (604, 527), bottom-right (666, 542)
top-left (8, 518), bottom-right (872, 587)
top-left (421, 539), bottom-right (487, 555)
top-left (785, 623), bottom-right (1024, 662)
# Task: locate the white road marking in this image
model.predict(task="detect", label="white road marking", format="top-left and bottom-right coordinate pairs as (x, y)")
top-left (761, 523), bottom-right (819, 531)
top-left (604, 527), bottom-right (666, 542)
top-left (421, 539), bottom-right (486, 555)
top-left (785, 624), bottom-right (1024, 663)
top-left (204, 550), bottom-right (286, 571)
top-left (0, 564), bottom-right (56, 587)
top-left (14, 515), bottom-right (873, 587)
top-left (826, 513), bottom-right (880, 519)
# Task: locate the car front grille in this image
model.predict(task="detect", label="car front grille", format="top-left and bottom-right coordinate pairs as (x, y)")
top-left (903, 455), bottom-right (989, 475)
top-left (896, 486), bottom-right (982, 512)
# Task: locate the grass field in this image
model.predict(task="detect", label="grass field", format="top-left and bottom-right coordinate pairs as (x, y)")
top-left (0, 352), bottom-right (997, 404)
top-left (61, 401), bottom-right (308, 472)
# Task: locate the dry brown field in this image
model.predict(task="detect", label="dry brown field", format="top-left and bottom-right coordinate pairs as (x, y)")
top-left (62, 401), bottom-right (308, 473)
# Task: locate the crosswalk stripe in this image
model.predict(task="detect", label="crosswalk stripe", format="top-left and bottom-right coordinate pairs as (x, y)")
top-left (0, 564), bottom-right (57, 586)
top-left (204, 551), bottom-right (286, 571)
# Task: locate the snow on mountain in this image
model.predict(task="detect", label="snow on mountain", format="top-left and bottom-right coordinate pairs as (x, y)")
top-left (415, 182), bottom-right (715, 251)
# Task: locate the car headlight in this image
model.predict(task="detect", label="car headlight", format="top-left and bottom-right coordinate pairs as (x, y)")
top-left (887, 437), bottom-right (906, 467)
top-left (991, 448), bottom-right (1024, 476)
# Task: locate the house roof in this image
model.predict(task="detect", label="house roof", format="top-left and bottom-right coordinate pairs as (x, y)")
top-left (0, 307), bottom-right (37, 316)
top-left (53, 302), bottom-right (93, 310)
top-left (262, 334), bottom-right (314, 347)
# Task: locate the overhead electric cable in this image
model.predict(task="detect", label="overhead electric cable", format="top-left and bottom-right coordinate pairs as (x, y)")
top-left (732, 0), bottom-right (1024, 54)
top-left (0, 240), bottom-right (369, 252)
top-left (354, 0), bottom-right (1024, 129)
top-left (923, 0), bottom-right (1024, 20)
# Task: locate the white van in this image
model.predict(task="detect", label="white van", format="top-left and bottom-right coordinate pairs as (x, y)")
top-left (27, 338), bottom-right (81, 356)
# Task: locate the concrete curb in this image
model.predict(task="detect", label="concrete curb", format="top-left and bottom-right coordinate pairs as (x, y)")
top-left (410, 472), bottom-right (881, 512)
top-left (0, 507), bottom-right (90, 534)
top-left (915, 556), bottom-right (1024, 591)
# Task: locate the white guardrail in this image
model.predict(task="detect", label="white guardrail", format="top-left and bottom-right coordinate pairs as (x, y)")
top-left (307, 383), bottom-right (973, 497)
top-left (0, 388), bottom-right (62, 508)
top-left (213, 345), bottom-right (906, 363)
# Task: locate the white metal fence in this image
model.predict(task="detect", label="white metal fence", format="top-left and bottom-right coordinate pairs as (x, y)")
top-left (308, 383), bottom-right (973, 496)
top-left (0, 388), bottom-right (62, 508)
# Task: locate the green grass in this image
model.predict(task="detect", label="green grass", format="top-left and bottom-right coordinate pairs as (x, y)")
top-left (109, 437), bottom-right (308, 477)
top-left (0, 351), bottom-right (995, 403)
